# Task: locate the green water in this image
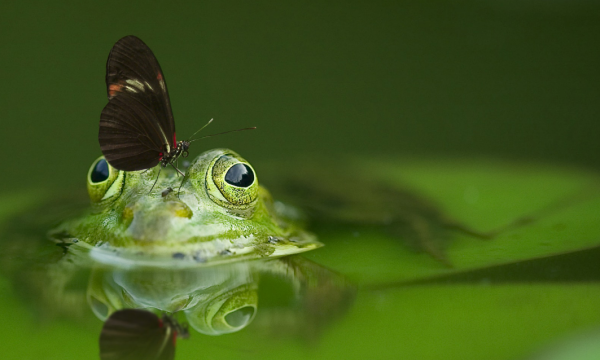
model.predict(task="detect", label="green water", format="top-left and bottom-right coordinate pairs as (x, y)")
top-left (1, 1), bottom-right (600, 359)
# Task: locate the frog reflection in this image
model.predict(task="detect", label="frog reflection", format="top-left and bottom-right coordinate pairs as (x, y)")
top-left (88, 256), bottom-right (354, 336)
top-left (88, 263), bottom-right (258, 335)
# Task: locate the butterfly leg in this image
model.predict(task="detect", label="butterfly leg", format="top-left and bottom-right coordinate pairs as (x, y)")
top-left (176, 173), bottom-right (188, 199)
top-left (148, 166), bottom-right (162, 194)
top-left (170, 163), bottom-right (186, 177)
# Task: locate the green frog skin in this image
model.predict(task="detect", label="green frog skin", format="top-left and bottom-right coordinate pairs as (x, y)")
top-left (53, 149), bottom-right (321, 267)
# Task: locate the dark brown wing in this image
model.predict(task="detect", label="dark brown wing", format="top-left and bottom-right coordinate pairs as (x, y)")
top-left (100, 309), bottom-right (176, 360)
top-left (99, 36), bottom-right (175, 171)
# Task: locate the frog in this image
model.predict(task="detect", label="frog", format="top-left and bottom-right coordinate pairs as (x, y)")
top-left (51, 148), bottom-right (322, 267)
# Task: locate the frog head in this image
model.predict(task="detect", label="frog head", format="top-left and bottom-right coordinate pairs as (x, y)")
top-left (56, 149), bottom-right (320, 266)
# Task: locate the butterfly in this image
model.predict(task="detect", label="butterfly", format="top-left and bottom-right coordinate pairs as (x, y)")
top-left (99, 309), bottom-right (189, 360)
top-left (99, 35), bottom-right (191, 176)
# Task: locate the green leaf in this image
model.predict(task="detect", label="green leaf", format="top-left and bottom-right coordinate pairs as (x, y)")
top-left (305, 158), bottom-right (600, 286)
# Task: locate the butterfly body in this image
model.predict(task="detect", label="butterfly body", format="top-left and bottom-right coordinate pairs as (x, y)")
top-left (159, 140), bottom-right (190, 173)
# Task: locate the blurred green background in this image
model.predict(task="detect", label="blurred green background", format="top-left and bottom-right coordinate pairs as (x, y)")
top-left (1, 0), bottom-right (599, 191)
top-left (2, 2), bottom-right (600, 360)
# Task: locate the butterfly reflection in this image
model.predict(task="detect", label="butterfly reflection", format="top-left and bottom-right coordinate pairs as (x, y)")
top-left (100, 309), bottom-right (189, 360)
top-left (88, 257), bottom-right (355, 341)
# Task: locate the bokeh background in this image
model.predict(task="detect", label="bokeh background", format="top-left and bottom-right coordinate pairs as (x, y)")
top-left (2, 2), bottom-right (600, 360)
top-left (1, 0), bottom-right (599, 191)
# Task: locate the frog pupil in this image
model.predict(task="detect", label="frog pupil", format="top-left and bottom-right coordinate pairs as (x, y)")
top-left (91, 159), bottom-right (110, 183)
top-left (224, 164), bottom-right (254, 187)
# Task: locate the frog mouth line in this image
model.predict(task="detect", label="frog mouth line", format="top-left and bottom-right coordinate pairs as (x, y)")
top-left (71, 234), bottom-right (323, 269)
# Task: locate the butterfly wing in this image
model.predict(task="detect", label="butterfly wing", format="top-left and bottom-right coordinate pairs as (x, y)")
top-left (99, 36), bottom-right (176, 171)
top-left (99, 309), bottom-right (176, 360)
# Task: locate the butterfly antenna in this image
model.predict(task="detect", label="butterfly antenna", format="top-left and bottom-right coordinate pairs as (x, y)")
top-left (187, 118), bottom-right (214, 141)
top-left (188, 127), bottom-right (257, 143)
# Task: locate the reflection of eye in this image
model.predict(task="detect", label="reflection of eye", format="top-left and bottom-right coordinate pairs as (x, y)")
top-left (89, 295), bottom-right (111, 320)
top-left (224, 306), bottom-right (255, 328)
top-left (225, 164), bottom-right (254, 187)
top-left (90, 158), bottom-right (110, 183)
top-left (184, 285), bottom-right (258, 335)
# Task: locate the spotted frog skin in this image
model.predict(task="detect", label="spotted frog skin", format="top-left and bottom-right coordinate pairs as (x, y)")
top-left (54, 149), bottom-right (320, 266)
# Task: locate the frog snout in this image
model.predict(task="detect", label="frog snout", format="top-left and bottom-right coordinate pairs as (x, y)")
top-left (123, 200), bottom-right (193, 241)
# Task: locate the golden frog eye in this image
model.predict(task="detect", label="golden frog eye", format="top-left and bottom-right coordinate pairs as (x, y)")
top-left (206, 154), bottom-right (259, 210)
top-left (87, 156), bottom-right (123, 203)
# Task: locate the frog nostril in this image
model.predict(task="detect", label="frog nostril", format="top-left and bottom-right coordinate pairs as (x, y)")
top-left (168, 201), bottom-right (193, 219)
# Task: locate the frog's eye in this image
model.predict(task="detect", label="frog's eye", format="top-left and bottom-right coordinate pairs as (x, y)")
top-left (90, 158), bottom-right (110, 183)
top-left (206, 154), bottom-right (259, 210)
top-left (225, 163), bottom-right (255, 187)
top-left (87, 156), bottom-right (123, 203)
